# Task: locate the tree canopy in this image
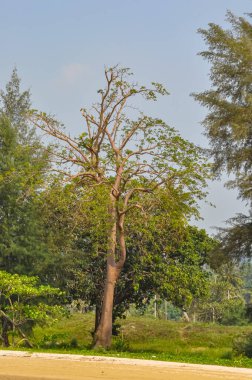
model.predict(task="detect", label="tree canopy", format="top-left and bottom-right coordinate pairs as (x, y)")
top-left (193, 12), bottom-right (252, 203)
top-left (193, 12), bottom-right (252, 261)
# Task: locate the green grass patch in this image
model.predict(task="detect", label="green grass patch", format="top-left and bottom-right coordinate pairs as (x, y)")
top-left (5, 313), bottom-right (252, 368)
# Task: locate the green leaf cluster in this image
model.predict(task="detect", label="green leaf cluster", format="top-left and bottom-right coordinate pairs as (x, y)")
top-left (0, 270), bottom-right (65, 346)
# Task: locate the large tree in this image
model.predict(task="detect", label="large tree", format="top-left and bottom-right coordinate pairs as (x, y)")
top-left (40, 182), bottom-right (213, 332)
top-left (31, 66), bottom-right (210, 348)
top-left (193, 12), bottom-right (252, 260)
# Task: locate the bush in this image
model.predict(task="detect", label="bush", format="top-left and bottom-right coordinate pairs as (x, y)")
top-left (38, 333), bottom-right (79, 349)
top-left (221, 299), bottom-right (247, 325)
top-left (233, 332), bottom-right (252, 358)
top-left (112, 336), bottom-right (130, 352)
top-left (0, 271), bottom-right (65, 347)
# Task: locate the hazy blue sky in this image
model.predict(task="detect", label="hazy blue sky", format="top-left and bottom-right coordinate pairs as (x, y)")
top-left (0, 0), bottom-right (250, 232)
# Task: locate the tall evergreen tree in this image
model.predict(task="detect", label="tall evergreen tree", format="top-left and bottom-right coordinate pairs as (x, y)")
top-left (193, 12), bottom-right (252, 202)
top-left (193, 12), bottom-right (252, 260)
top-left (0, 70), bottom-right (50, 274)
top-left (0, 68), bottom-right (33, 143)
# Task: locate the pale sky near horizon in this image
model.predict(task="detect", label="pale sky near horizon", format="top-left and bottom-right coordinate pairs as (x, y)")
top-left (0, 0), bottom-right (250, 233)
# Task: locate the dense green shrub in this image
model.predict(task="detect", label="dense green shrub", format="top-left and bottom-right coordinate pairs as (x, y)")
top-left (233, 332), bottom-right (252, 358)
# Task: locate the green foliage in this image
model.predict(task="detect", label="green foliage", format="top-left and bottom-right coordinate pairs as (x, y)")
top-left (0, 67), bottom-right (242, 351)
top-left (120, 224), bottom-right (214, 314)
top-left (32, 65), bottom-right (211, 227)
top-left (0, 71), bottom-right (51, 275)
top-left (31, 313), bottom-right (252, 367)
top-left (213, 213), bottom-right (252, 264)
top-left (233, 332), bottom-right (252, 358)
top-left (193, 12), bottom-right (252, 203)
top-left (30, 66), bottom-right (212, 347)
top-left (165, 303), bottom-right (182, 320)
top-left (194, 12), bottom-right (252, 264)
top-left (192, 264), bottom-right (247, 325)
top-left (36, 182), bottom-right (109, 290)
top-left (0, 67), bottom-right (31, 142)
top-left (38, 333), bottom-right (79, 349)
top-left (39, 179), bottom-right (215, 323)
top-left (112, 336), bottom-right (130, 352)
top-left (155, 226), bottom-right (215, 308)
top-left (0, 271), bottom-right (65, 347)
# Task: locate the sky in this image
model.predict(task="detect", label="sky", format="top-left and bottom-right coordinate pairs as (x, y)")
top-left (0, 0), bottom-right (250, 233)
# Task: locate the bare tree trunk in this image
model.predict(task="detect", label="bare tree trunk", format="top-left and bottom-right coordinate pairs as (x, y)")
top-left (93, 259), bottom-right (120, 348)
top-left (182, 308), bottom-right (190, 322)
top-left (93, 175), bottom-right (127, 349)
top-left (93, 193), bottom-right (119, 348)
top-left (212, 307), bottom-right (215, 323)
top-left (1, 316), bottom-right (10, 347)
top-left (164, 300), bottom-right (168, 320)
top-left (154, 295), bottom-right (157, 318)
top-left (94, 303), bottom-right (102, 334)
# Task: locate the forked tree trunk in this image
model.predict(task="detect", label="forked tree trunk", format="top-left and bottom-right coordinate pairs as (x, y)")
top-left (93, 175), bottom-right (127, 349)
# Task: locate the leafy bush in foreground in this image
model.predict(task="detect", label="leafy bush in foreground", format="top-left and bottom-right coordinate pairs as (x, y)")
top-left (0, 270), bottom-right (65, 347)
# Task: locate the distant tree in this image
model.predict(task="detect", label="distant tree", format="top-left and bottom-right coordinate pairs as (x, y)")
top-left (193, 264), bottom-right (246, 325)
top-left (210, 213), bottom-right (252, 266)
top-left (193, 12), bottom-right (252, 202)
top-left (0, 71), bottom-right (50, 274)
top-left (0, 68), bottom-right (32, 142)
top-left (31, 66), bottom-right (210, 348)
top-left (157, 226), bottom-right (215, 308)
top-left (193, 12), bottom-right (252, 260)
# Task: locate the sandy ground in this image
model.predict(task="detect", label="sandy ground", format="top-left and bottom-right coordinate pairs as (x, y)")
top-left (0, 351), bottom-right (252, 380)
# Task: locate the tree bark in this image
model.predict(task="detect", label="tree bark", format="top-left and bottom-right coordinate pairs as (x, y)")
top-left (1, 316), bottom-right (10, 347)
top-left (94, 303), bottom-right (102, 334)
top-left (93, 259), bottom-right (120, 348)
top-left (93, 171), bottom-right (127, 349)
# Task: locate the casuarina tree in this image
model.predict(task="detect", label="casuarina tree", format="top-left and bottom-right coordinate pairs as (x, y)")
top-left (193, 12), bottom-right (252, 261)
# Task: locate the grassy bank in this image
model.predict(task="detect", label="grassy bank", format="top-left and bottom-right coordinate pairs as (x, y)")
top-left (10, 314), bottom-right (252, 368)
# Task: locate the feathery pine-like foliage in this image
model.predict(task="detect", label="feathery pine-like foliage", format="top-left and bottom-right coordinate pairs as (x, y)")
top-left (193, 12), bottom-right (252, 203)
top-left (0, 71), bottom-right (51, 274)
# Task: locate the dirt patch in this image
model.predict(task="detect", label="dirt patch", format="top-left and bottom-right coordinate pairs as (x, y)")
top-left (0, 351), bottom-right (252, 380)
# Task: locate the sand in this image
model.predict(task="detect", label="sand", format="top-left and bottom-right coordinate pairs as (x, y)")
top-left (0, 351), bottom-right (252, 380)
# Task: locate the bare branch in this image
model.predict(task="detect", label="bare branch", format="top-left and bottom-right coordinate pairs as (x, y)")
top-left (31, 115), bottom-right (90, 164)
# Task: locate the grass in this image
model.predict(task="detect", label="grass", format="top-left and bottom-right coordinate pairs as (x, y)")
top-left (5, 313), bottom-right (252, 368)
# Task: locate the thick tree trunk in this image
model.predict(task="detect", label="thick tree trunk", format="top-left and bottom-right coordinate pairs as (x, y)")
top-left (93, 176), bottom-right (126, 349)
top-left (93, 260), bottom-right (120, 348)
